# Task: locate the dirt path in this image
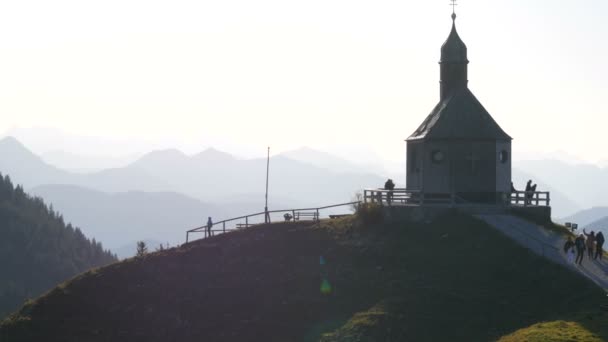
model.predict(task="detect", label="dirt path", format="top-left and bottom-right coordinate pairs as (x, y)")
top-left (477, 214), bottom-right (608, 291)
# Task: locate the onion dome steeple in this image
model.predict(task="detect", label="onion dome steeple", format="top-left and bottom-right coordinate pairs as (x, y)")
top-left (439, 13), bottom-right (469, 100)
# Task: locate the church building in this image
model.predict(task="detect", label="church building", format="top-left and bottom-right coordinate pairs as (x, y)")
top-left (406, 12), bottom-right (511, 203)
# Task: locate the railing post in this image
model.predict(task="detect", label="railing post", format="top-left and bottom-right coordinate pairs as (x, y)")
top-left (186, 232), bottom-right (189, 243)
top-left (547, 192), bottom-right (550, 206)
top-left (292, 210), bottom-right (296, 222)
top-left (246, 216), bottom-right (248, 227)
top-left (223, 221), bottom-right (226, 234)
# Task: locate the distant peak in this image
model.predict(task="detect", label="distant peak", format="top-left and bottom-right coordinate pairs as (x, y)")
top-left (0, 135), bottom-right (23, 146)
top-left (0, 136), bottom-right (34, 154)
top-left (133, 149), bottom-right (189, 165)
top-left (194, 147), bottom-right (236, 160)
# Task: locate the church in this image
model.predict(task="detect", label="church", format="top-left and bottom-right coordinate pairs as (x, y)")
top-left (405, 11), bottom-right (511, 204)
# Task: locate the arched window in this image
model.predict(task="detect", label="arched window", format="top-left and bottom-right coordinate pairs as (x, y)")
top-left (499, 150), bottom-right (509, 163)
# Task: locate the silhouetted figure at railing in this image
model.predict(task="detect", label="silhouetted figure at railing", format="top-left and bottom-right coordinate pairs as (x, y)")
top-left (284, 213), bottom-right (293, 222)
top-left (384, 179), bottom-right (395, 205)
top-left (524, 180), bottom-right (537, 205)
top-left (206, 217), bottom-right (213, 237)
top-left (524, 180), bottom-right (532, 204)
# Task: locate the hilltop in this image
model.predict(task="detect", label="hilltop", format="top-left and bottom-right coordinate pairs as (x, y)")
top-left (2, 211), bottom-right (607, 341)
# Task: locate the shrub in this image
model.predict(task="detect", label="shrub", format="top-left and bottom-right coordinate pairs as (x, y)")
top-left (355, 202), bottom-right (383, 225)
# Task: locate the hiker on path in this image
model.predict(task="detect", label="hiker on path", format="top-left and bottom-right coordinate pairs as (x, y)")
top-left (595, 231), bottom-right (605, 260)
top-left (583, 229), bottom-right (596, 258)
top-left (206, 217), bottom-right (213, 237)
top-left (564, 236), bottom-right (576, 265)
top-left (384, 179), bottom-right (395, 205)
top-left (575, 234), bottom-right (586, 265)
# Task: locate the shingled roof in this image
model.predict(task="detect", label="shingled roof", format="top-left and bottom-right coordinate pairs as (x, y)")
top-left (407, 88), bottom-right (512, 141)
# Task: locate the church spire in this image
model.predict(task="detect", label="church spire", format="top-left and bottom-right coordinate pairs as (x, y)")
top-left (439, 4), bottom-right (469, 100)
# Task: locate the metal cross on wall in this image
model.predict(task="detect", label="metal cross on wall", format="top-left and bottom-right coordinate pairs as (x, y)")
top-left (465, 152), bottom-right (480, 174)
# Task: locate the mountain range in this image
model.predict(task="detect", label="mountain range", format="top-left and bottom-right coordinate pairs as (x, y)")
top-left (3, 135), bottom-right (608, 251)
top-left (0, 137), bottom-right (382, 252)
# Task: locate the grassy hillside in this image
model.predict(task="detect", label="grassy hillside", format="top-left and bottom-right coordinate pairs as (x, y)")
top-left (1, 212), bottom-right (607, 341)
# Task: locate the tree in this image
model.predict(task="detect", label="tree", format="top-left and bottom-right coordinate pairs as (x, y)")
top-left (0, 171), bottom-right (117, 317)
top-left (136, 241), bottom-right (148, 257)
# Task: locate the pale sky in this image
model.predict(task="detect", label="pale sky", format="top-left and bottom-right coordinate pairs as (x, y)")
top-left (0, 0), bottom-right (606, 164)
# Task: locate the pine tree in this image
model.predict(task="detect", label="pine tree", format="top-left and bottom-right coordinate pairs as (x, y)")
top-left (136, 241), bottom-right (148, 257)
top-left (0, 172), bottom-right (117, 318)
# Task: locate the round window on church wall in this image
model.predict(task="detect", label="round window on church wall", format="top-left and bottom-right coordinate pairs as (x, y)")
top-left (431, 150), bottom-right (445, 163)
top-left (499, 150), bottom-right (509, 163)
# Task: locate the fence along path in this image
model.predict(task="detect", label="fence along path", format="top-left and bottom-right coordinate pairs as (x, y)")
top-left (185, 201), bottom-right (359, 243)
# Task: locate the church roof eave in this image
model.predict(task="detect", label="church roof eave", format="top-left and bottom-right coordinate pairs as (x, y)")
top-left (407, 88), bottom-right (512, 141)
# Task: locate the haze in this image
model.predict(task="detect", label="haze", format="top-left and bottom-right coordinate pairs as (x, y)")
top-left (0, 0), bottom-right (606, 165)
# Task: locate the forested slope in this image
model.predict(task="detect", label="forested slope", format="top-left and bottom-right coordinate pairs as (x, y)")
top-left (0, 173), bottom-right (116, 318)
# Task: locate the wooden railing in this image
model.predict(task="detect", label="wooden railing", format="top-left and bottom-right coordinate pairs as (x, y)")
top-left (364, 189), bottom-right (551, 207)
top-left (510, 190), bottom-right (550, 207)
top-left (185, 201), bottom-right (359, 243)
top-left (363, 189), bottom-right (461, 206)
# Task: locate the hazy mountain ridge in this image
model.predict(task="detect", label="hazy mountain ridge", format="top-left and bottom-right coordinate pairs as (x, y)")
top-left (4, 135), bottom-right (608, 223)
top-left (29, 184), bottom-right (226, 250)
top-left (516, 159), bottom-right (608, 209)
top-left (280, 146), bottom-right (390, 177)
top-left (559, 207), bottom-right (608, 227)
top-left (511, 168), bottom-right (583, 218)
top-left (0, 137), bottom-right (172, 193)
top-left (41, 149), bottom-right (139, 172)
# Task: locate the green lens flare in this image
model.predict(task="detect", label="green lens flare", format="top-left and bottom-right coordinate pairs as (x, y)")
top-left (321, 279), bottom-right (332, 294)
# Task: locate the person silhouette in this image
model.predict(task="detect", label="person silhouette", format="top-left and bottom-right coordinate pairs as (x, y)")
top-left (206, 217), bottom-right (213, 237)
top-left (384, 179), bottom-right (395, 205)
top-left (583, 229), bottom-right (596, 259)
top-left (595, 231), bottom-right (605, 260)
top-left (524, 180), bottom-right (532, 205)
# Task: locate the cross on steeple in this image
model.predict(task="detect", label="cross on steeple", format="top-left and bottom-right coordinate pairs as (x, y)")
top-left (450, 0), bottom-right (458, 14)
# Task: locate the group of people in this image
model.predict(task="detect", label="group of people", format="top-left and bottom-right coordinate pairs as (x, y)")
top-left (564, 229), bottom-right (605, 265)
top-left (511, 180), bottom-right (538, 205)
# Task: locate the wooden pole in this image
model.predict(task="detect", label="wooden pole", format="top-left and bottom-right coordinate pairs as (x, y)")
top-left (264, 146), bottom-right (271, 223)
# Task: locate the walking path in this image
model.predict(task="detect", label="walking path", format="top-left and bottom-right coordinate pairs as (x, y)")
top-left (476, 214), bottom-right (608, 291)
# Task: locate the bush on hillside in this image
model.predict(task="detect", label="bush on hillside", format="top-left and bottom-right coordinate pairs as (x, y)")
top-left (355, 202), bottom-right (383, 225)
